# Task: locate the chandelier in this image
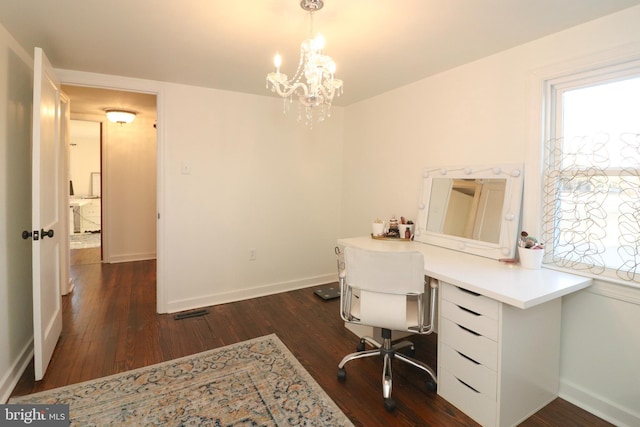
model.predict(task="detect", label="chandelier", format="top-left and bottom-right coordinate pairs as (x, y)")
top-left (266, 0), bottom-right (343, 126)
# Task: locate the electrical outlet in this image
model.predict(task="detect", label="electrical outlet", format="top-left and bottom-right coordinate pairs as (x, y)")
top-left (249, 248), bottom-right (257, 261)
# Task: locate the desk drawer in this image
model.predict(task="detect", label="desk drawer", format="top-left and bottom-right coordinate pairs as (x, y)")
top-left (441, 299), bottom-right (498, 341)
top-left (442, 283), bottom-right (500, 320)
top-left (440, 318), bottom-right (498, 371)
top-left (84, 206), bottom-right (100, 217)
top-left (440, 343), bottom-right (497, 400)
top-left (439, 368), bottom-right (496, 427)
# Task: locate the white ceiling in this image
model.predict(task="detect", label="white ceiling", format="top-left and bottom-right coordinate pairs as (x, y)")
top-left (2, 0), bottom-right (640, 114)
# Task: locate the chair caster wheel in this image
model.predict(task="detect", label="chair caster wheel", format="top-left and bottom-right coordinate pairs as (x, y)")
top-left (383, 397), bottom-right (396, 412)
top-left (356, 341), bottom-right (366, 352)
top-left (337, 368), bottom-right (347, 381)
top-left (426, 377), bottom-right (437, 392)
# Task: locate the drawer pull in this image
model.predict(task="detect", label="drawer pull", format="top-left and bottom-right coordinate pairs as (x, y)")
top-left (456, 350), bottom-right (480, 365)
top-left (457, 323), bottom-right (481, 336)
top-left (456, 377), bottom-right (480, 394)
top-left (457, 304), bottom-right (481, 316)
top-left (456, 286), bottom-right (481, 296)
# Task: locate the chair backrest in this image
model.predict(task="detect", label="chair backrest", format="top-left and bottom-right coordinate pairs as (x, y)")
top-left (343, 247), bottom-right (426, 331)
top-left (344, 247), bottom-right (425, 295)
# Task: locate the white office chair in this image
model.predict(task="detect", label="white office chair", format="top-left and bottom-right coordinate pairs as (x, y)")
top-left (336, 246), bottom-right (438, 411)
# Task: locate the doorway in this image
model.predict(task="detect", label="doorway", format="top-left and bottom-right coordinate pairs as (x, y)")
top-left (62, 85), bottom-right (157, 268)
top-left (69, 119), bottom-right (102, 265)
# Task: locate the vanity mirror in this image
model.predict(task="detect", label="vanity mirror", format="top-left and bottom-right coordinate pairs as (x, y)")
top-left (415, 164), bottom-right (524, 259)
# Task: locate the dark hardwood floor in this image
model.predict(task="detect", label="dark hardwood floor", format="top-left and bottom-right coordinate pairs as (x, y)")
top-left (12, 253), bottom-right (613, 426)
top-left (69, 245), bottom-right (101, 265)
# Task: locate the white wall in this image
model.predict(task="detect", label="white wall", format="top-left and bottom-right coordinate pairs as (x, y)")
top-left (0, 24), bottom-right (34, 402)
top-left (560, 282), bottom-right (640, 426)
top-left (161, 83), bottom-right (344, 312)
top-left (69, 120), bottom-right (100, 197)
top-left (342, 6), bottom-right (640, 426)
top-left (104, 115), bottom-right (157, 262)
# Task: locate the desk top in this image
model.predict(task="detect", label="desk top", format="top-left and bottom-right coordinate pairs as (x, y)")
top-left (337, 236), bottom-right (592, 309)
top-left (69, 198), bottom-right (91, 207)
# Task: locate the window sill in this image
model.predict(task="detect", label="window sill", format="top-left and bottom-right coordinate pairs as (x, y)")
top-left (543, 263), bottom-right (640, 305)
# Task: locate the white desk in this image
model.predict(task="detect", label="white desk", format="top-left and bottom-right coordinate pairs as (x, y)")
top-left (337, 236), bottom-right (592, 427)
top-left (69, 198), bottom-right (90, 234)
top-left (69, 197), bottom-right (101, 233)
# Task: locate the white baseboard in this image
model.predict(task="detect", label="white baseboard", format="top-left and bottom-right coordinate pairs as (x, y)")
top-left (0, 339), bottom-right (33, 403)
top-left (107, 252), bottom-right (156, 264)
top-left (62, 278), bottom-right (74, 296)
top-left (560, 379), bottom-right (640, 427)
top-left (166, 273), bottom-right (337, 314)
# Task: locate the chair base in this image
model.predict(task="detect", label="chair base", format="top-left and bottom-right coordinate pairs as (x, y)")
top-left (337, 328), bottom-right (437, 411)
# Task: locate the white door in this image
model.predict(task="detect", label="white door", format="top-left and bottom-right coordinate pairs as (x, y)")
top-left (31, 47), bottom-right (63, 380)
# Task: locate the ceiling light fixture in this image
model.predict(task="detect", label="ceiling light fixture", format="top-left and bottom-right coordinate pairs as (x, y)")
top-left (105, 109), bottom-right (136, 124)
top-left (266, 0), bottom-right (343, 126)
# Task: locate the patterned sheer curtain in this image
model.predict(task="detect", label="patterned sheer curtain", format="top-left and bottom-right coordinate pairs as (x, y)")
top-left (541, 73), bottom-right (640, 283)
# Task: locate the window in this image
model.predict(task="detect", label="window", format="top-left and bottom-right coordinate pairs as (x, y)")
top-left (542, 62), bottom-right (640, 283)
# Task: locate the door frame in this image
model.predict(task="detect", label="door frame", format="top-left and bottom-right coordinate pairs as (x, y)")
top-left (57, 69), bottom-right (166, 313)
top-left (59, 93), bottom-right (71, 295)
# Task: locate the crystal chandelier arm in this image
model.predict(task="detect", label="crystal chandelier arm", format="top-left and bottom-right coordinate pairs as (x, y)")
top-left (267, 77), bottom-right (309, 99)
top-left (266, 39), bottom-right (312, 98)
top-left (298, 82), bottom-right (336, 107)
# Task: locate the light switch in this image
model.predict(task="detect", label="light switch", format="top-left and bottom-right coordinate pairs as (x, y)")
top-left (181, 162), bottom-right (191, 175)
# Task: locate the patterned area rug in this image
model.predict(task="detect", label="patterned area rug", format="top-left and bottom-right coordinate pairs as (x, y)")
top-left (10, 334), bottom-right (353, 426)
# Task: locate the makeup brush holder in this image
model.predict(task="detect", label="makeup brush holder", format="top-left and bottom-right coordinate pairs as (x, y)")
top-left (518, 247), bottom-right (544, 269)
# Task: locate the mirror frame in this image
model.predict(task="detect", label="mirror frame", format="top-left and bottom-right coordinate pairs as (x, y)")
top-left (414, 163), bottom-right (524, 260)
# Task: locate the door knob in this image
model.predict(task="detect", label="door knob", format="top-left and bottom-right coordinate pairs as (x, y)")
top-left (40, 229), bottom-right (54, 238)
top-left (22, 230), bottom-right (32, 240)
